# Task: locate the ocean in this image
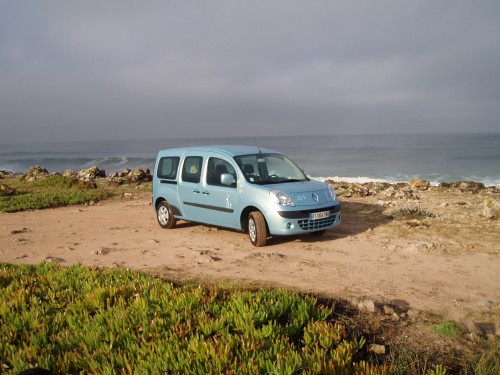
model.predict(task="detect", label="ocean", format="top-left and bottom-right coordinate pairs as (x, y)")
top-left (1, 133), bottom-right (499, 186)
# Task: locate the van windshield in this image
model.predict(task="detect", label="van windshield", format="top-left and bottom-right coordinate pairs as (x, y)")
top-left (234, 153), bottom-right (308, 184)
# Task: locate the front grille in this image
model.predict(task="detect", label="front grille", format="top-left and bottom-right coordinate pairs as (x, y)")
top-left (298, 214), bottom-right (340, 230)
top-left (278, 204), bottom-right (340, 219)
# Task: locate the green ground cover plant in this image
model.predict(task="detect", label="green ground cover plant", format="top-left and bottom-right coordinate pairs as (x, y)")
top-left (0, 175), bottom-right (110, 212)
top-left (431, 322), bottom-right (464, 337)
top-left (0, 175), bottom-right (152, 213)
top-left (0, 263), bottom-right (394, 374)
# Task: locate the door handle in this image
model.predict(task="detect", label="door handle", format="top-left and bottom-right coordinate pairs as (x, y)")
top-left (193, 190), bottom-right (201, 194)
top-left (202, 191), bottom-right (210, 195)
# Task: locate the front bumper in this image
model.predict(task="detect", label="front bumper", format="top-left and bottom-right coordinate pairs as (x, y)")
top-left (266, 203), bottom-right (341, 235)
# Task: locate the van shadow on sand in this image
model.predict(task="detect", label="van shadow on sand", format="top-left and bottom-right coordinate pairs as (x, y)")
top-left (264, 200), bottom-right (393, 246)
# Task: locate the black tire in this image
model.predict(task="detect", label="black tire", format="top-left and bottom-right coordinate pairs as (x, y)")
top-left (248, 211), bottom-right (268, 247)
top-left (156, 201), bottom-right (177, 229)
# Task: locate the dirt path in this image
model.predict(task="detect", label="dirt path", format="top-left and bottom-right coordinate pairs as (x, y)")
top-left (1, 191), bottom-right (499, 328)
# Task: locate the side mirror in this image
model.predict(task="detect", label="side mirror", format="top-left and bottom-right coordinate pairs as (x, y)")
top-left (221, 173), bottom-right (236, 186)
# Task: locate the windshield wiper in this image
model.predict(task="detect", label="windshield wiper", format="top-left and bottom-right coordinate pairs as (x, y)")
top-left (281, 178), bottom-right (309, 183)
top-left (258, 178), bottom-right (306, 185)
top-left (257, 180), bottom-right (282, 185)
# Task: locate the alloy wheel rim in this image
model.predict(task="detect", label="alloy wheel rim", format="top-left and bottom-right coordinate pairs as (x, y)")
top-left (158, 205), bottom-right (169, 225)
top-left (249, 218), bottom-right (256, 242)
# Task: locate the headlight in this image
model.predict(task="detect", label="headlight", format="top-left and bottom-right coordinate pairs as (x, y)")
top-left (328, 185), bottom-right (337, 201)
top-left (270, 190), bottom-right (296, 207)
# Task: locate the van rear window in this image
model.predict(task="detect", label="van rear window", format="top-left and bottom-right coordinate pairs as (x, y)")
top-left (157, 157), bottom-right (180, 179)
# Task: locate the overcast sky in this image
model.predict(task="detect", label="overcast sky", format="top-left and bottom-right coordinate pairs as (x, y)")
top-left (1, 0), bottom-right (499, 143)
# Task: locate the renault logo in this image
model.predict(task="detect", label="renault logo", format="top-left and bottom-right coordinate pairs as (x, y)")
top-left (312, 193), bottom-right (319, 202)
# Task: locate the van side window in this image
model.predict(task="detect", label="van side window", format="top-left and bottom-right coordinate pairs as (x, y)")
top-left (182, 156), bottom-right (202, 183)
top-left (157, 157), bottom-right (180, 179)
top-left (207, 157), bottom-right (236, 187)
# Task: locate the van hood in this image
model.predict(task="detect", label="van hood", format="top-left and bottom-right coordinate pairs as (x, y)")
top-left (264, 179), bottom-right (335, 206)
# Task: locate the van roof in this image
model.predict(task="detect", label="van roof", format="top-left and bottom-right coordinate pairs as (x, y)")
top-left (157, 145), bottom-right (279, 157)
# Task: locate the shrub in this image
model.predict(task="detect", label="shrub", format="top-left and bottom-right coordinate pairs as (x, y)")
top-left (394, 203), bottom-right (435, 220)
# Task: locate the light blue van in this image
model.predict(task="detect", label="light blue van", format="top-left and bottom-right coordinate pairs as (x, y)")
top-left (152, 145), bottom-right (341, 246)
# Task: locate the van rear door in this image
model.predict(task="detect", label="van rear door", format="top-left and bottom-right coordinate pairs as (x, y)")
top-left (177, 155), bottom-right (205, 222)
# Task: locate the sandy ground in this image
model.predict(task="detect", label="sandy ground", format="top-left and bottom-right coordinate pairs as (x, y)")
top-left (1, 190), bottom-right (499, 329)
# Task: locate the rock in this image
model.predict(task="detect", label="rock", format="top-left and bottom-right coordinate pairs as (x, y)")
top-left (420, 241), bottom-right (435, 250)
top-left (377, 200), bottom-right (392, 206)
top-left (395, 187), bottom-right (418, 200)
top-left (22, 165), bottom-right (49, 181)
top-left (0, 184), bottom-right (18, 197)
top-left (459, 318), bottom-right (483, 336)
top-left (381, 186), bottom-right (395, 197)
top-left (367, 343), bottom-right (386, 355)
top-left (383, 305), bottom-right (396, 315)
top-left (0, 170), bottom-right (15, 178)
top-left (388, 299), bottom-right (410, 313)
top-left (77, 166), bottom-right (105, 181)
top-left (107, 172), bottom-right (124, 186)
top-left (478, 300), bottom-right (493, 309)
top-left (437, 182), bottom-right (452, 190)
top-left (92, 247), bottom-right (110, 255)
top-left (107, 168), bottom-right (152, 185)
top-left (44, 256), bottom-right (65, 264)
top-left (482, 199), bottom-right (500, 219)
top-left (358, 299), bottom-right (377, 313)
top-left (450, 181), bottom-right (485, 193)
top-left (63, 169), bottom-right (77, 178)
top-left (128, 168), bottom-right (152, 183)
top-left (406, 220), bottom-right (429, 229)
top-left (347, 183), bottom-right (369, 197)
top-left (363, 182), bottom-right (391, 196)
top-left (407, 309), bottom-right (421, 319)
top-left (409, 179), bottom-right (430, 191)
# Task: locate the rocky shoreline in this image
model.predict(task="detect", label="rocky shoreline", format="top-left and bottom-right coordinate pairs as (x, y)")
top-left (2, 165), bottom-right (500, 219)
top-left (0, 165), bottom-right (152, 196)
top-left (3, 165), bottom-right (500, 191)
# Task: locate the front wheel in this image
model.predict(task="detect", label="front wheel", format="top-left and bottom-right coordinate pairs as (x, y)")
top-left (248, 211), bottom-right (268, 247)
top-left (156, 201), bottom-right (177, 229)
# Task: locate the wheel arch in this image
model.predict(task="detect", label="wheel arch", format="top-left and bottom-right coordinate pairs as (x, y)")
top-left (154, 197), bottom-right (166, 210)
top-left (154, 197), bottom-right (182, 217)
top-left (240, 205), bottom-right (269, 233)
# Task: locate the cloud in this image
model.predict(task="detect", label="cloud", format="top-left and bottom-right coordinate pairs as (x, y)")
top-left (1, 0), bottom-right (499, 142)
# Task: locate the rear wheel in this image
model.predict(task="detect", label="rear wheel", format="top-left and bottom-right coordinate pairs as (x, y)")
top-left (248, 211), bottom-right (268, 247)
top-left (156, 201), bottom-right (176, 229)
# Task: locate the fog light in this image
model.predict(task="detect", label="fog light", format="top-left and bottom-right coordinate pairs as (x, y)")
top-left (286, 223), bottom-right (294, 230)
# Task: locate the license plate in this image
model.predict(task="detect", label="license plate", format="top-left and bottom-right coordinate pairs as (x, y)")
top-left (309, 211), bottom-right (330, 220)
